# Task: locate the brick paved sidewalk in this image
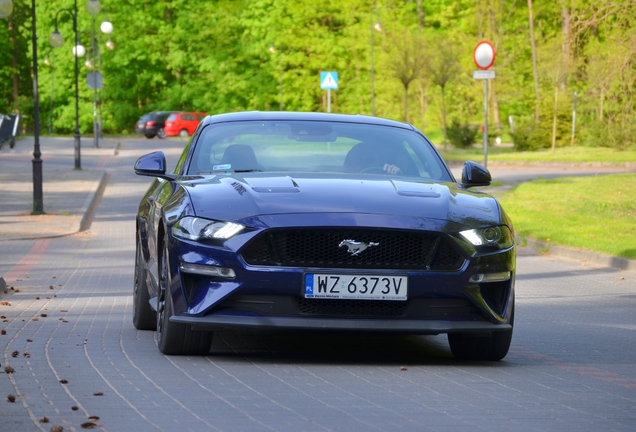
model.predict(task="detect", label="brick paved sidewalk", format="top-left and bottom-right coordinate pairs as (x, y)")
top-left (0, 136), bottom-right (116, 241)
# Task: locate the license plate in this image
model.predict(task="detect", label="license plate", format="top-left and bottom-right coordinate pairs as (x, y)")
top-left (304, 273), bottom-right (407, 301)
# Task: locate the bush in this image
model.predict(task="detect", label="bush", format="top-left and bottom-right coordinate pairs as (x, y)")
top-left (584, 118), bottom-right (636, 150)
top-left (447, 122), bottom-right (479, 149)
top-left (512, 118), bottom-right (570, 151)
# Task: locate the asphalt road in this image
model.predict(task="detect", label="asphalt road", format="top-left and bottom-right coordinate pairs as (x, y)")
top-left (1, 139), bottom-right (635, 431)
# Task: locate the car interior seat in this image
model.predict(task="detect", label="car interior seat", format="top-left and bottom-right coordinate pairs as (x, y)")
top-left (343, 142), bottom-right (419, 176)
top-left (221, 144), bottom-right (260, 171)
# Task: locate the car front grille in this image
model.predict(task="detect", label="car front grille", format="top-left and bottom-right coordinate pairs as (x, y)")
top-left (240, 228), bottom-right (464, 271)
top-left (296, 298), bottom-right (408, 316)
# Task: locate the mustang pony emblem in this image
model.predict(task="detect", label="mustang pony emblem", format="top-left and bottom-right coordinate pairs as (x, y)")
top-left (338, 239), bottom-right (379, 256)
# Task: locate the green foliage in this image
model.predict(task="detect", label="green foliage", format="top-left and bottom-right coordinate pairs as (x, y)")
top-left (583, 118), bottom-right (636, 151)
top-left (513, 100), bottom-right (572, 151)
top-left (446, 121), bottom-right (479, 148)
top-left (1, 0), bottom-right (635, 142)
top-left (512, 121), bottom-right (551, 151)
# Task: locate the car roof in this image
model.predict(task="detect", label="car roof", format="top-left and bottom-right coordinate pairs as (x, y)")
top-left (199, 111), bottom-right (415, 130)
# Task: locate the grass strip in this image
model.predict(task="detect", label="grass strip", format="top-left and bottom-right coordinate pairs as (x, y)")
top-left (499, 173), bottom-right (636, 259)
top-left (440, 146), bottom-right (636, 164)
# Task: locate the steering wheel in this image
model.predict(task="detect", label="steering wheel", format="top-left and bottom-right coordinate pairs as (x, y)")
top-left (359, 165), bottom-right (403, 175)
top-left (359, 166), bottom-right (386, 174)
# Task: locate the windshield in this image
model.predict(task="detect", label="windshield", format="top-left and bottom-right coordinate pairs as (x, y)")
top-left (186, 120), bottom-right (451, 181)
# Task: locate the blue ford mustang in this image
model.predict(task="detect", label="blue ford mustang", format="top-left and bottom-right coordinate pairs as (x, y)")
top-left (134, 111), bottom-right (515, 360)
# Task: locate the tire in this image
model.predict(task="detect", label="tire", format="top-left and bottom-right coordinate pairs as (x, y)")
top-left (157, 128), bottom-right (166, 139)
top-left (133, 239), bottom-right (157, 330)
top-left (179, 129), bottom-right (189, 137)
top-left (145, 134), bottom-right (155, 139)
top-left (448, 304), bottom-right (514, 361)
top-left (157, 236), bottom-right (212, 355)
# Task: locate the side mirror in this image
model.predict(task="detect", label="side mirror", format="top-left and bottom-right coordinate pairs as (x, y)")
top-left (134, 151), bottom-right (174, 180)
top-left (461, 160), bottom-right (491, 188)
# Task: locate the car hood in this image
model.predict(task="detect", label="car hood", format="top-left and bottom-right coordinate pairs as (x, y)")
top-left (181, 174), bottom-right (502, 228)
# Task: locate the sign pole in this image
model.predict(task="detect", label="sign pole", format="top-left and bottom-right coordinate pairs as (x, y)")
top-left (472, 40), bottom-right (496, 169)
top-left (320, 71), bottom-right (338, 114)
top-left (483, 79), bottom-right (488, 168)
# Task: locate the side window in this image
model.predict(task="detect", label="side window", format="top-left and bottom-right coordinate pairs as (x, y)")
top-left (173, 141), bottom-right (192, 175)
top-left (183, 114), bottom-right (194, 121)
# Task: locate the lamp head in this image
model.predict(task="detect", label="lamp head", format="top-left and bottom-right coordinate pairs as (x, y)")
top-left (100, 19), bottom-right (113, 34)
top-left (73, 44), bottom-right (86, 58)
top-left (49, 30), bottom-right (65, 48)
top-left (0, 0), bottom-right (13, 19)
top-left (86, 0), bottom-right (101, 15)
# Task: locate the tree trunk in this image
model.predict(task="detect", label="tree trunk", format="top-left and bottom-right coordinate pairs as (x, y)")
top-left (561, 1), bottom-right (571, 89)
top-left (416, 0), bottom-right (424, 28)
top-left (489, 5), bottom-right (501, 129)
top-left (403, 84), bottom-right (409, 122)
top-left (491, 79), bottom-right (501, 130)
top-left (10, 15), bottom-right (20, 109)
top-left (418, 81), bottom-right (427, 131)
top-left (600, 88), bottom-right (604, 121)
top-left (551, 86), bottom-right (559, 152)
top-left (527, 0), bottom-right (540, 121)
top-left (441, 84), bottom-right (448, 145)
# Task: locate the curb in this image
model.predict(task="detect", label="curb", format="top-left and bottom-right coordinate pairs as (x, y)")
top-left (519, 236), bottom-right (636, 272)
top-left (0, 171), bottom-right (109, 242)
top-left (79, 171), bottom-right (109, 232)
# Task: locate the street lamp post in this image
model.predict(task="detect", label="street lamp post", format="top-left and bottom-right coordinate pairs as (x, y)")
top-left (1, 0), bottom-right (44, 214)
top-left (98, 16), bottom-right (113, 138)
top-left (86, 0), bottom-right (100, 147)
top-left (44, 50), bottom-right (54, 135)
top-left (50, 1), bottom-right (83, 170)
top-left (269, 44), bottom-right (283, 111)
top-left (370, 8), bottom-right (381, 116)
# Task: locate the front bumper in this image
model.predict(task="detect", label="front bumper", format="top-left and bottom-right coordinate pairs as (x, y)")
top-left (165, 220), bottom-right (516, 333)
top-left (172, 313), bottom-right (512, 334)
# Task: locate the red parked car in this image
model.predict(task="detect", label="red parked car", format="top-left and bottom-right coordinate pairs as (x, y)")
top-left (164, 112), bottom-right (207, 137)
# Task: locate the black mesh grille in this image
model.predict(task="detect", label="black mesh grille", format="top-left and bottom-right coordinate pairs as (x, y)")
top-left (240, 228), bottom-right (464, 271)
top-left (296, 298), bottom-right (408, 317)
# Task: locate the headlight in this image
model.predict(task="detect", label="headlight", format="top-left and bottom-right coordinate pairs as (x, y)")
top-left (172, 217), bottom-right (244, 241)
top-left (459, 226), bottom-right (513, 249)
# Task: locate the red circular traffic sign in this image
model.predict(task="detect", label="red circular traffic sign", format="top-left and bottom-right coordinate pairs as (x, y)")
top-left (473, 41), bottom-right (496, 70)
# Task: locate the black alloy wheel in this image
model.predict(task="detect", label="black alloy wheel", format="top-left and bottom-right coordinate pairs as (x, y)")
top-left (132, 238), bottom-right (157, 330)
top-left (447, 304), bottom-right (514, 361)
top-left (156, 236), bottom-right (212, 355)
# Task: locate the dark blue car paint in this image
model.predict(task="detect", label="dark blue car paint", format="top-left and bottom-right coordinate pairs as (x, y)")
top-left (135, 112), bottom-right (515, 337)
